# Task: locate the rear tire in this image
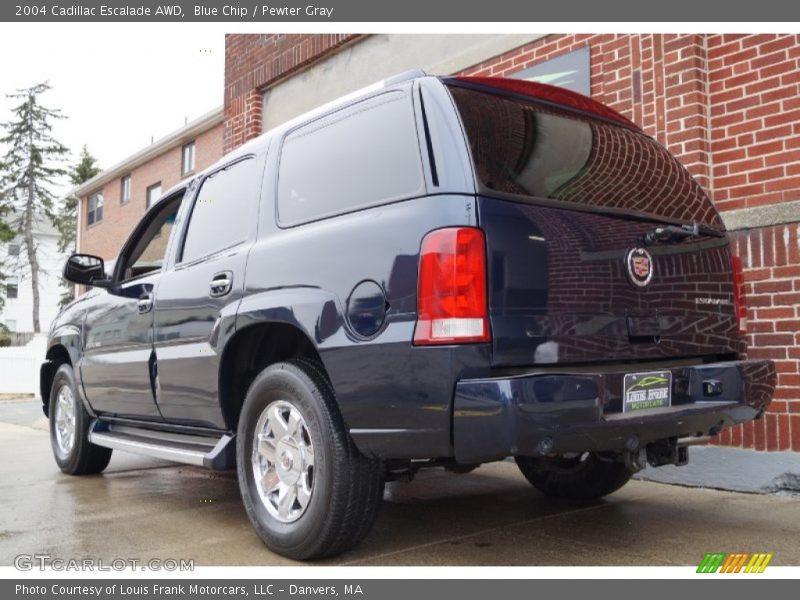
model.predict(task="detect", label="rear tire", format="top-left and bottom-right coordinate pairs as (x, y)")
top-left (49, 364), bottom-right (112, 475)
top-left (515, 453), bottom-right (632, 501)
top-left (237, 359), bottom-right (384, 560)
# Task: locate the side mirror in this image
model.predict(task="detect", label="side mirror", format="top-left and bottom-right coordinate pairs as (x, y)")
top-left (63, 253), bottom-right (112, 288)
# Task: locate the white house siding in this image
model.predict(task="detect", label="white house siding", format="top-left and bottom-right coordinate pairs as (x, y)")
top-left (1, 216), bottom-right (68, 334)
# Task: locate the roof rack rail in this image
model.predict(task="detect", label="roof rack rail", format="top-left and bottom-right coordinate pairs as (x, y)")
top-left (383, 69), bottom-right (427, 87)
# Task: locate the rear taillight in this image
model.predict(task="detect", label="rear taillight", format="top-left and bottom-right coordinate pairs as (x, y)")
top-left (413, 227), bottom-right (490, 346)
top-left (731, 255), bottom-right (748, 336)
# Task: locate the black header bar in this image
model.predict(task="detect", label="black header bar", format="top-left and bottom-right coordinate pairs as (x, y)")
top-left (3, 0), bottom-right (800, 22)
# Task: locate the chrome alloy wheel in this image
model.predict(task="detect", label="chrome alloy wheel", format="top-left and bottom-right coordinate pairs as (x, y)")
top-left (252, 400), bottom-right (315, 523)
top-left (53, 384), bottom-right (77, 459)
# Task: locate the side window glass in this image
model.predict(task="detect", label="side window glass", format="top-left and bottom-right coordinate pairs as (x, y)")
top-left (181, 158), bottom-right (258, 263)
top-left (277, 91), bottom-right (424, 226)
top-left (121, 193), bottom-right (183, 281)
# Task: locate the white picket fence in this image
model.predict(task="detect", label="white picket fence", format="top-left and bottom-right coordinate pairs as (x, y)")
top-left (0, 334), bottom-right (47, 396)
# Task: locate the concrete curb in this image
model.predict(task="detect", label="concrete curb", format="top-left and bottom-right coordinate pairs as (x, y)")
top-left (0, 394), bottom-right (35, 402)
top-left (633, 445), bottom-right (800, 495)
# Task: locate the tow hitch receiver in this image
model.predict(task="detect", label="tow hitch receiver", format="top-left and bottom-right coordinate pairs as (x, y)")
top-left (646, 439), bottom-right (690, 468)
top-left (623, 436), bottom-right (699, 472)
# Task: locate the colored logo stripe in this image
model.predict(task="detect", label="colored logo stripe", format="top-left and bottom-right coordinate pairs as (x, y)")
top-left (745, 553), bottom-right (773, 573)
top-left (697, 553), bottom-right (772, 573)
top-left (721, 553), bottom-right (748, 573)
top-left (720, 554), bottom-right (737, 572)
top-left (697, 553), bottom-right (726, 573)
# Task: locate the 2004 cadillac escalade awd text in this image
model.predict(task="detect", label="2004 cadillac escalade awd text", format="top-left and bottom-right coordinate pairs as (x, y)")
top-left (43, 71), bottom-right (776, 560)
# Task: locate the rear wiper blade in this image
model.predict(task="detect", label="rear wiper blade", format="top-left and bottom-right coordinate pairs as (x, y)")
top-left (640, 221), bottom-right (725, 245)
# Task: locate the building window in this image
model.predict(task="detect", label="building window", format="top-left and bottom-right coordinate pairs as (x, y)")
top-left (6, 278), bottom-right (18, 299)
top-left (87, 192), bottom-right (104, 226)
top-left (120, 175), bottom-right (132, 205)
top-left (7, 243), bottom-right (20, 257)
top-left (510, 45), bottom-right (591, 96)
top-left (182, 141), bottom-right (196, 176)
top-left (146, 183), bottom-right (162, 209)
top-left (4, 319), bottom-right (16, 332)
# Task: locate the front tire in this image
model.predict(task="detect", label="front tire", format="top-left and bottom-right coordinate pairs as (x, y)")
top-left (49, 364), bottom-right (112, 475)
top-left (515, 452), bottom-right (632, 501)
top-left (237, 359), bottom-right (384, 560)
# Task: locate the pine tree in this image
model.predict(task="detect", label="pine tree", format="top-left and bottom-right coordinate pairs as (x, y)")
top-left (0, 82), bottom-right (69, 332)
top-left (0, 197), bottom-right (15, 313)
top-left (56, 146), bottom-right (100, 307)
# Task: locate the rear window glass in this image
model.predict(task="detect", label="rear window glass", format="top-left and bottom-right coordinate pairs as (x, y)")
top-left (448, 85), bottom-right (722, 228)
top-left (277, 91), bottom-right (425, 226)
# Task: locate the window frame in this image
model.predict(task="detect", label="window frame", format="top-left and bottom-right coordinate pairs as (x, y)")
top-left (6, 278), bottom-right (18, 299)
top-left (146, 182), bottom-right (162, 209)
top-left (175, 155), bottom-right (257, 267)
top-left (120, 174), bottom-right (132, 205)
top-left (112, 188), bottom-right (187, 285)
top-left (7, 242), bottom-right (20, 257)
top-left (181, 141), bottom-right (196, 176)
top-left (87, 192), bottom-right (104, 226)
top-left (274, 89), bottom-right (426, 229)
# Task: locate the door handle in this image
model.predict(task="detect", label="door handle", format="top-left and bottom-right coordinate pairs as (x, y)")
top-left (209, 271), bottom-right (233, 297)
top-left (137, 292), bottom-right (154, 314)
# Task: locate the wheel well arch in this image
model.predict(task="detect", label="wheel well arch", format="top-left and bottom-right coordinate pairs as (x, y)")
top-left (219, 321), bottom-right (324, 430)
top-left (41, 344), bottom-right (73, 415)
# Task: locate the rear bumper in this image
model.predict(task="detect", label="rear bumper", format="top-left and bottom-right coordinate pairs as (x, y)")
top-left (453, 359), bottom-right (775, 464)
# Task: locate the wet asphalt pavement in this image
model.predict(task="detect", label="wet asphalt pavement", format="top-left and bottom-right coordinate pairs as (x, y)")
top-left (2, 397), bottom-right (800, 567)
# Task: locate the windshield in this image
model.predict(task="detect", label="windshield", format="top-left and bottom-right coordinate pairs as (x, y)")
top-left (447, 84), bottom-right (723, 229)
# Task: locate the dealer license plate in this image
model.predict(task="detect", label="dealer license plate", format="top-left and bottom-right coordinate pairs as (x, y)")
top-left (623, 370), bottom-right (672, 412)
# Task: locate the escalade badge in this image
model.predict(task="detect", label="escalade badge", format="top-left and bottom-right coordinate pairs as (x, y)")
top-left (625, 247), bottom-right (654, 287)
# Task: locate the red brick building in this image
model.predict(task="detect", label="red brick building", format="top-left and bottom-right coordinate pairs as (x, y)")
top-left (75, 108), bottom-right (224, 261)
top-left (224, 33), bottom-right (800, 452)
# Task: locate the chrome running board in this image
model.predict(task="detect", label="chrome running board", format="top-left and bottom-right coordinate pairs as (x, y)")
top-left (88, 421), bottom-right (234, 470)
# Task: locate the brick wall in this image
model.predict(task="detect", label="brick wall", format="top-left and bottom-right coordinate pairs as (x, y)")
top-left (460, 34), bottom-right (800, 451)
top-left (708, 35), bottom-right (800, 213)
top-left (223, 34), bottom-right (360, 152)
top-left (80, 122), bottom-right (224, 260)
top-left (728, 224), bottom-right (800, 450)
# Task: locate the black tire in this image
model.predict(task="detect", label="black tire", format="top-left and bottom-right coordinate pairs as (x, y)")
top-left (49, 363), bottom-right (112, 475)
top-left (515, 453), bottom-right (632, 501)
top-left (237, 359), bottom-right (384, 560)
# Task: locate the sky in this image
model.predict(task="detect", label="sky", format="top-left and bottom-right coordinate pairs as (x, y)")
top-left (0, 23), bottom-right (225, 193)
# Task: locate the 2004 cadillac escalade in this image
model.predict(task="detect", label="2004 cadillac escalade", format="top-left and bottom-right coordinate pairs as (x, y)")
top-left (42, 71), bottom-right (776, 560)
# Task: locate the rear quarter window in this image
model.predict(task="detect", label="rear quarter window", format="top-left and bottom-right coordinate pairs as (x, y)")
top-left (448, 85), bottom-right (723, 228)
top-left (277, 90), bottom-right (425, 226)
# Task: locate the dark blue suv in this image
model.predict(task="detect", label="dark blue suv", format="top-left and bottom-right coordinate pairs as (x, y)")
top-left (44, 71), bottom-right (775, 559)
